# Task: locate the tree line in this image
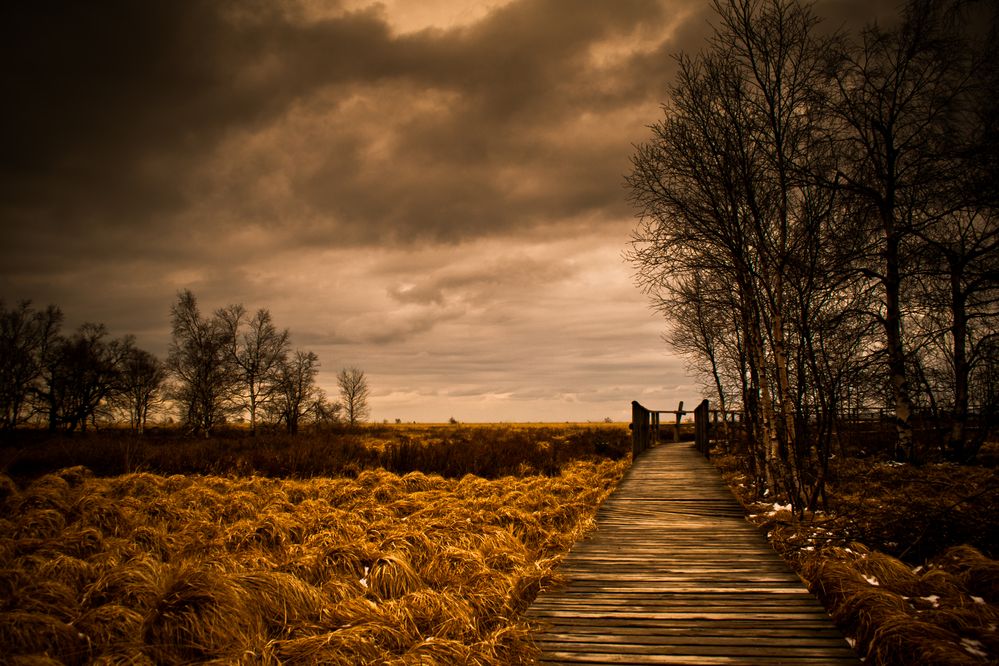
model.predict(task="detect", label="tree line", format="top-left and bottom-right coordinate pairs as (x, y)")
top-left (628, 0), bottom-right (997, 508)
top-left (0, 290), bottom-right (370, 435)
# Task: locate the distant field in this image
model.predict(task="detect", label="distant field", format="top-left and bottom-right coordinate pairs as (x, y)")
top-left (0, 422), bottom-right (632, 481)
top-left (0, 424), bottom-right (630, 664)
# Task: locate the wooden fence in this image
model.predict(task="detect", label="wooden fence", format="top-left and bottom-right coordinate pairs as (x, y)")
top-left (632, 399), bottom-right (742, 458)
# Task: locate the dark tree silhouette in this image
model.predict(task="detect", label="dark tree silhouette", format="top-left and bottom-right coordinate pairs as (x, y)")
top-left (271, 350), bottom-right (321, 434)
top-left (337, 366), bottom-right (370, 427)
top-left (0, 301), bottom-right (61, 430)
top-left (218, 304), bottom-right (290, 435)
top-left (115, 346), bottom-right (166, 434)
top-left (167, 290), bottom-right (237, 436)
top-left (37, 323), bottom-right (131, 432)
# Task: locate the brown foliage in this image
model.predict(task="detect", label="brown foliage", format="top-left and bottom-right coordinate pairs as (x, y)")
top-left (716, 448), bottom-right (999, 664)
top-left (802, 545), bottom-right (999, 665)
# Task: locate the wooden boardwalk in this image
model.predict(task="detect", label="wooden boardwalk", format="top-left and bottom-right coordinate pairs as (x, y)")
top-left (527, 443), bottom-right (858, 664)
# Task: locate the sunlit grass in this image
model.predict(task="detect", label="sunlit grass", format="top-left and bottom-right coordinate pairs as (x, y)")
top-left (0, 455), bottom-right (627, 664)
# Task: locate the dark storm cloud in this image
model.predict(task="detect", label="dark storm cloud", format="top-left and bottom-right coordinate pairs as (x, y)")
top-left (1, 0), bottom-right (710, 264)
top-left (0, 0), bottom-right (901, 261)
top-left (815, 0), bottom-right (903, 31)
top-left (294, 0), bottom-right (711, 243)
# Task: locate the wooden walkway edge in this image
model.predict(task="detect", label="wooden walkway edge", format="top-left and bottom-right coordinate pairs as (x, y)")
top-left (527, 443), bottom-right (858, 664)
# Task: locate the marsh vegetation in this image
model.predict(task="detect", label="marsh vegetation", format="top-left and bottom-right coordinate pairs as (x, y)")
top-left (0, 424), bottom-right (630, 665)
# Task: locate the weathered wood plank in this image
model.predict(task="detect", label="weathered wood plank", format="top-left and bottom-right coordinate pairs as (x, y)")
top-left (538, 651), bottom-right (845, 665)
top-left (527, 442), bottom-right (857, 664)
top-left (535, 641), bottom-right (858, 658)
top-left (534, 624), bottom-right (847, 637)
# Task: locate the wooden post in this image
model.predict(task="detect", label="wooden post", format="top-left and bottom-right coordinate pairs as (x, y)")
top-left (632, 401), bottom-right (650, 458)
top-left (674, 401), bottom-right (685, 443)
top-left (694, 399), bottom-right (710, 457)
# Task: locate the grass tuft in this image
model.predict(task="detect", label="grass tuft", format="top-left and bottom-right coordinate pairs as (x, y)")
top-left (141, 563), bottom-right (259, 663)
top-left (367, 552), bottom-right (424, 600)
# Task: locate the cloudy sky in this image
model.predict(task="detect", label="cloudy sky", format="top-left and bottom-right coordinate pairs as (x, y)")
top-left (1, 0), bottom-right (898, 423)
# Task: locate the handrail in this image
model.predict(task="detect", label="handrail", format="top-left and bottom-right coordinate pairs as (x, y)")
top-left (631, 399), bottom-right (712, 458)
top-left (694, 399), bottom-right (710, 457)
top-left (631, 401), bottom-right (656, 457)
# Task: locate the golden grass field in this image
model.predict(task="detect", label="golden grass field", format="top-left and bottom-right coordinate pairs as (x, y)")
top-left (0, 437), bottom-right (627, 665)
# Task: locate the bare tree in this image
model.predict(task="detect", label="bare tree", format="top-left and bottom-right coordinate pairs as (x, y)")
top-left (824, 0), bottom-right (983, 459)
top-left (629, 0), bottom-right (842, 506)
top-left (908, 206), bottom-right (999, 457)
top-left (307, 391), bottom-right (342, 429)
top-left (337, 366), bottom-right (370, 427)
top-left (166, 290), bottom-right (237, 436)
top-left (271, 350), bottom-right (321, 435)
top-left (115, 346), bottom-right (166, 434)
top-left (0, 301), bottom-right (62, 430)
top-left (34, 323), bottom-right (131, 433)
top-left (662, 271), bottom-right (735, 417)
top-left (218, 304), bottom-right (290, 435)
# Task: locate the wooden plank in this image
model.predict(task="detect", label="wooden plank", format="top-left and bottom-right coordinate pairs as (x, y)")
top-left (527, 442), bottom-right (858, 664)
top-left (538, 651), bottom-right (846, 665)
top-left (537, 619), bottom-right (845, 634)
top-left (539, 634), bottom-right (850, 647)
top-left (529, 610), bottom-right (837, 622)
top-left (535, 641), bottom-right (858, 658)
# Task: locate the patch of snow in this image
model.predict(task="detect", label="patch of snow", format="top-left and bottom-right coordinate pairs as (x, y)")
top-left (845, 637), bottom-right (857, 649)
top-left (971, 596), bottom-right (986, 605)
top-left (960, 638), bottom-right (987, 658)
top-left (359, 577), bottom-right (368, 588)
top-left (920, 595), bottom-right (940, 608)
top-left (912, 565), bottom-right (924, 574)
top-left (863, 575), bottom-right (880, 586)
top-left (769, 502), bottom-right (792, 514)
top-left (802, 546), bottom-right (815, 551)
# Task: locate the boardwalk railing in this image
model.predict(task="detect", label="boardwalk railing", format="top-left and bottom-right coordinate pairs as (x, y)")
top-left (631, 399), bottom-right (715, 458)
top-left (694, 398), bottom-right (710, 457)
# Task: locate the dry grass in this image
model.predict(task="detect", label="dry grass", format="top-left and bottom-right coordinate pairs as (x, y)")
top-left (799, 544), bottom-right (999, 665)
top-left (0, 452), bottom-right (626, 664)
top-left (715, 451), bottom-right (999, 665)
